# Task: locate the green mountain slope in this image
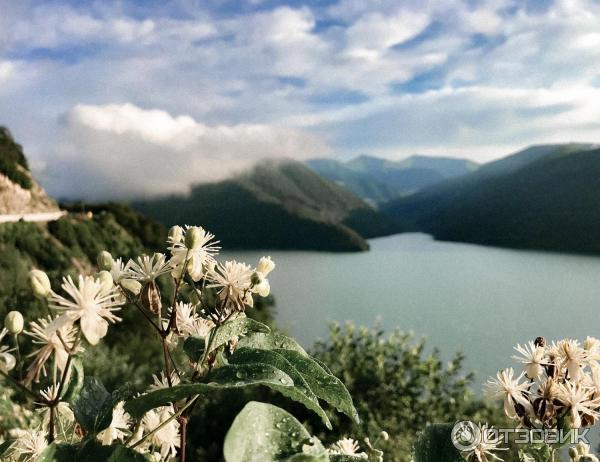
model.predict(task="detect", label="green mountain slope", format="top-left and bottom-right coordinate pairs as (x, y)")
top-left (306, 154), bottom-right (477, 205)
top-left (383, 144), bottom-right (600, 254)
top-left (133, 160), bottom-right (397, 252)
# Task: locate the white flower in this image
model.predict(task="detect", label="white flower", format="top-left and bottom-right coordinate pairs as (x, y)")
top-left (142, 406), bottom-right (180, 459)
top-left (38, 385), bottom-right (74, 425)
top-left (168, 302), bottom-right (199, 338)
top-left (191, 317), bottom-right (215, 339)
top-left (328, 438), bottom-right (367, 458)
top-left (148, 371), bottom-right (181, 391)
top-left (463, 425), bottom-right (506, 462)
top-left (9, 429), bottom-right (48, 462)
top-left (23, 316), bottom-right (80, 385)
top-left (207, 260), bottom-right (253, 307)
top-left (557, 381), bottom-right (600, 428)
top-left (513, 341), bottom-right (547, 379)
top-left (50, 275), bottom-right (123, 345)
top-left (169, 226), bottom-right (220, 282)
top-left (485, 368), bottom-right (533, 420)
top-left (98, 401), bottom-right (132, 445)
top-left (0, 328), bottom-right (16, 372)
top-left (126, 253), bottom-right (172, 283)
top-left (554, 339), bottom-right (587, 382)
top-left (584, 337), bottom-right (600, 362)
top-left (254, 278), bottom-right (270, 297)
top-left (110, 257), bottom-right (129, 283)
top-left (257, 256), bottom-right (275, 277)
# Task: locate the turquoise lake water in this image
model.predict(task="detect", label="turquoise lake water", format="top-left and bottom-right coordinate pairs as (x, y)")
top-left (224, 233), bottom-right (600, 387)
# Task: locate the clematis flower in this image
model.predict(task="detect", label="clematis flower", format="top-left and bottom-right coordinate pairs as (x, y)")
top-left (554, 339), bottom-right (587, 382)
top-left (9, 429), bottom-right (48, 462)
top-left (485, 368), bottom-right (533, 420)
top-left (513, 341), bottom-right (548, 379)
top-left (23, 316), bottom-right (81, 385)
top-left (141, 406), bottom-right (180, 459)
top-left (207, 260), bottom-right (254, 308)
top-left (169, 226), bottom-right (219, 281)
top-left (50, 275), bottom-right (123, 345)
top-left (557, 381), bottom-right (600, 428)
top-left (126, 253), bottom-right (172, 283)
top-left (97, 401), bottom-right (132, 445)
top-left (328, 438), bottom-right (367, 458)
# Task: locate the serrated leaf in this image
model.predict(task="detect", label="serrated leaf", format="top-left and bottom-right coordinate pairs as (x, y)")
top-left (37, 443), bottom-right (78, 461)
top-left (224, 401), bottom-right (326, 462)
top-left (38, 441), bottom-right (150, 462)
top-left (183, 335), bottom-right (206, 362)
top-left (413, 423), bottom-right (463, 462)
top-left (71, 377), bottom-right (126, 435)
top-left (229, 347), bottom-right (332, 429)
top-left (275, 349), bottom-right (359, 424)
top-left (62, 357), bottom-right (84, 404)
top-left (124, 364), bottom-right (293, 418)
top-left (237, 331), bottom-right (307, 355)
top-left (203, 317), bottom-right (270, 362)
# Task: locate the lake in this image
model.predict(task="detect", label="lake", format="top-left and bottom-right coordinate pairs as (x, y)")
top-left (224, 233), bottom-right (600, 387)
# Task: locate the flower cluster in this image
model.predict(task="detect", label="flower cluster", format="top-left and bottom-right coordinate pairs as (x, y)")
top-left (486, 337), bottom-right (600, 430)
top-left (0, 225), bottom-right (276, 462)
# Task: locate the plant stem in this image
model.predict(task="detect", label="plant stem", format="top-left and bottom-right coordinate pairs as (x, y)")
top-left (128, 395), bottom-right (198, 450)
top-left (0, 369), bottom-right (40, 401)
top-left (119, 285), bottom-right (163, 334)
top-left (161, 336), bottom-right (173, 387)
top-left (12, 334), bottom-right (22, 381)
top-left (179, 415), bottom-right (188, 462)
top-left (48, 405), bottom-right (55, 443)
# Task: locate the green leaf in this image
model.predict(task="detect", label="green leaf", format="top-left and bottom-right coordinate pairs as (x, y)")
top-left (204, 317), bottom-right (270, 361)
top-left (62, 357), bottom-right (84, 404)
top-left (125, 364), bottom-right (293, 418)
top-left (71, 377), bottom-right (125, 435)
top-left (183, 335), bottom-right (206, 363)
top-left (224, 401), bottom-right (326, 462)
top-left (275, 349), bottom-right (359, 424)
top-left (229, 347), bottom-right (332, 429)
top-left (237, 331), bottom-right (307, 355)
top-left (0, 440), bottom-right (13, 456)
top-left (38, 441), bottom-right (150, 462)
top-left (412, 423), bottom-right (463, 462)
top-left (37, 443), bottom-right (78, 461)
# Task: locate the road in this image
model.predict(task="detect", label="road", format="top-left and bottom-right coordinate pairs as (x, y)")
top-left (0, 211), bottom-right (67, 223)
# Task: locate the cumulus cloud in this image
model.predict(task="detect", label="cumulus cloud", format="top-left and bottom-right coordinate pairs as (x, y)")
top-left (3, 0), bottom-right (600, 198)
top-left (47, 103), bottom-right (329, 200)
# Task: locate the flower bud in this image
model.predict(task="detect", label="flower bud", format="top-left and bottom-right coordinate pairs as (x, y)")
top-left (251, 272), bottom-right (263, 285)
top-left (29, 269), bottom-right (51, 299)
top-left (257, 256), bottom-right (275, 276)
top-left (168, 225), bottom-right (184, 243)
top-left (97, 251), bottom-right (114, 271)
top-left (569, 447), bottom-right (580, 460)
top-left (0, 352), bottom-right (16, 372)
top-left (184, 226), bottom-right (203, 249)
top-left (97, 271), bottom-right (114, 294)
top-left (255, 279), bottom-right (270, 297)
top-left (4, 311), bottom-right (24, 335)
top-left (121, 278), bottom-right (142, 295)
top-left (141, 281), bottom-right (162, 314)
top-left (380, 431), bottom-right (389, 441)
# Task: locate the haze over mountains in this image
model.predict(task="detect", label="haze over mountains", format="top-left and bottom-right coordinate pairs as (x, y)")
top-left (2, 125), bottom-right (600, 255)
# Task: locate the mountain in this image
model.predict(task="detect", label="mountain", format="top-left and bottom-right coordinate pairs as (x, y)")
top-left (382, 143), bottom-right (600, 254)
top-left (0, 127), bottom-right (60, 214)
top-left (133, 160), bottom-right (397, 252)
top-left (306, 154), bottom-right (477, 205)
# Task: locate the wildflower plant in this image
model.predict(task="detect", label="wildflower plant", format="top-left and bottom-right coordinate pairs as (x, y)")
top-left (412, 336), bottom-right (600, 462)
top-left (0, 225), bottom-right (379, 462)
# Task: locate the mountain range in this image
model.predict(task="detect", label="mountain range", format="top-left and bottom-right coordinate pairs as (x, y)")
top-left (306, 154), bottom-right (478, 205)
top-left (382, 143), bottom-right (600, 253)
top-left (133, 160), bottom-right (397, 252)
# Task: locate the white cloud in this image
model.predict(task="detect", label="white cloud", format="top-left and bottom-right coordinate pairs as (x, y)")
top-left (48, 103), bottom-right (329, 200)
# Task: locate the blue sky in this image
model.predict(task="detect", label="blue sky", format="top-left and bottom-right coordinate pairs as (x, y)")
top-left (1, 0), bottom-right (600, 199)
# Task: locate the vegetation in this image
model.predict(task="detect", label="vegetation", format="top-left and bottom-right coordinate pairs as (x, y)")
top-left (383, 144), bottom-right (600, 254)
top-left (0, 127), bottom-right (32, 190)
top-left (133, 160), bottom-right (397, 252)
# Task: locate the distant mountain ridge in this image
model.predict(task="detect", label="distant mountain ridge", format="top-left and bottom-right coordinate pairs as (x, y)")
top-left (382, 143), bottom-right (600, 254)
top-left (306, 154), bottom-right (477, 205)
top-left (133, 160), bottom-right (397, 252)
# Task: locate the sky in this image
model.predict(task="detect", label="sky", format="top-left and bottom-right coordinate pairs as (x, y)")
top-left (1, 0), bottom-right (600, 199)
